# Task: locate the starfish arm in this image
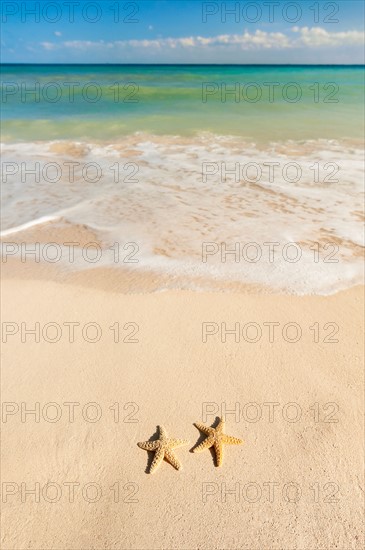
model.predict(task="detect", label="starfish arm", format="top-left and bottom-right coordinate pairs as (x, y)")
top-left (193, 435), bottom-right (214, 452)
top-left (168, 438), bottom-right (189, 448)
top-left (221, 434), bottom-right (243, 445)
top-left (194, 422), bottom-right (214, 435)
top-left (137, 440), bottom-right (159, 451)
top-left (214, 441), bottom-right (224, 467)
top-left (158, 425), bottom-right (167, 440)
top-left (164, 450), bottom-right (182, 470)
top-left (216, 418), bottom-right (225, 432)
top-left (149, 446), bottom-right (165, 474)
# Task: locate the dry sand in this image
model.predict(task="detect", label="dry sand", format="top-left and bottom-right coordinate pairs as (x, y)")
top-left (1, 233), bottom-right (364, 549)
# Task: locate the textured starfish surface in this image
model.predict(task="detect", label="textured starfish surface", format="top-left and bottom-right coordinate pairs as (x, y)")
top-left (193, 417), bottom-right (243, 467)
top-left (137, 425), bottom-right (189, 474)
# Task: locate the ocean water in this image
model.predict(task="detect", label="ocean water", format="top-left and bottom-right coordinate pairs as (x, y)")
top-left (1, 64), bottom-right (364, 293)
top-left (1, 64), bottom-right (364, 142)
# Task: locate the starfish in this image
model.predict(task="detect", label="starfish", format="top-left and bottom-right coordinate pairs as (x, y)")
top-left (193, 417), bottom-right (243, 467)
top-left (137, 426), bottom-right (189, 474)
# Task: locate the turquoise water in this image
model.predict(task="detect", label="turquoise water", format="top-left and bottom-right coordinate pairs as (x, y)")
top-left (1, 64), bottom-right (364, 142)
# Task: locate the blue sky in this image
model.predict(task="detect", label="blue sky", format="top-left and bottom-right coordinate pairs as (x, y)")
top-left (1, 1), bottom-right (364, 63)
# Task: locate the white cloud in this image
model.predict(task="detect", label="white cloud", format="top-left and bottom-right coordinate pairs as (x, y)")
top-left (38, 27), bottom-right (364, 63)
top-left (42, 27), bottom-right (363, 53)
top-left (54, 31), bottom-right (62, 37)
top-left (292, 26), bottom-right (364, 47)
top-left (40, 42), bottom-right (55, 51)
top-left (63, 40), bottom-right (97, 50)
top-left (112, 30), bottom-right (291, 50)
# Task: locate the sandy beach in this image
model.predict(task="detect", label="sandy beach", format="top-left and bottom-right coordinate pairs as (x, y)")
top-left (1, 247), bottom-right (364, 549)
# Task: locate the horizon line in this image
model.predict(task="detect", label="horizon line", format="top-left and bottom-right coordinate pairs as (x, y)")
top-left (1, 63), bottom-right (364, 67)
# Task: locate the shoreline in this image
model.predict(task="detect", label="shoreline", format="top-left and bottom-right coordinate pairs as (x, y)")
top-left (2, 254), bottom-right (365, 297)
top-left (2, 134), bottom-right (364, 296)
top-left (1, 216), bottom-right (364, 296)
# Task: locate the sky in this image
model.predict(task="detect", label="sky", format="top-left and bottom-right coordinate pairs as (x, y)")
top-left (1, 0), bottom-right (364, 64)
